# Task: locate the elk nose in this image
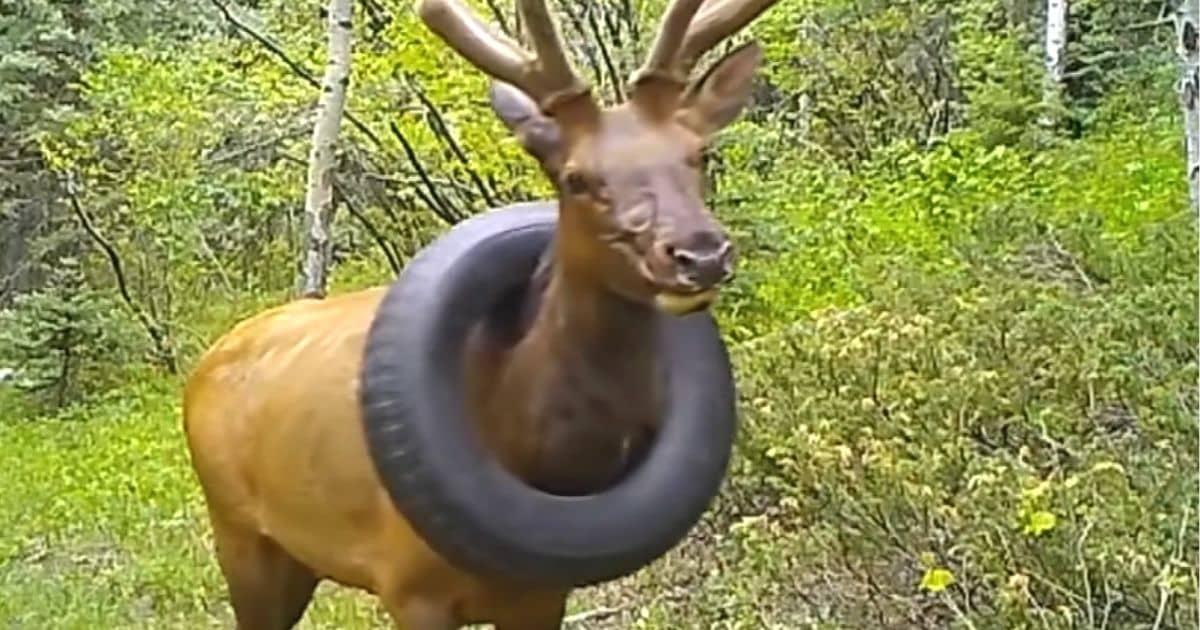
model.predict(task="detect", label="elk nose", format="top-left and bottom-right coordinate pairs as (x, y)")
top-left (662, 230), bottom-right (735, 289)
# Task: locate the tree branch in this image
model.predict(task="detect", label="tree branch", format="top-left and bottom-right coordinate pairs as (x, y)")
top-left (405, 75), bottom-right (500, 207)
top-left (563, 605), bottom-right (626, 625)
top-left (389, 121), bottom-right (465, 225)
top-left (332, 177), bottom-right (403, 274)
top-left (62, 175), bottom-right (177, 374)
top-left (208, 0), bottom-right (388, 151)
top-left (584, 2), bottom-right (626, 103)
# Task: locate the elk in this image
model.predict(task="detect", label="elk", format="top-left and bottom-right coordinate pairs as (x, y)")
top-left (182, 0), bottom-right (780, 627)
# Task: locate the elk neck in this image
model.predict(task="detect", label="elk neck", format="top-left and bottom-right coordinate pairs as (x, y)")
top-left (463, 220), bottom-right (665, 497)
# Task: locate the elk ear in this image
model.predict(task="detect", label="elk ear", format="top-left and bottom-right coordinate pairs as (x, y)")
top-left (677, 41), bottom-right (762, 135)
top-left (489, 81), bottom-right (565, 171)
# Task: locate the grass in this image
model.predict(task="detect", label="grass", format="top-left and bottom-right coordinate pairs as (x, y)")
top-left (0, 377), bottom-right (460, 627)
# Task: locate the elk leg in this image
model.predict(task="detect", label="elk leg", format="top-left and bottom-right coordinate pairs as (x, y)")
top-left (492, 594), bottom-right (567, 630)
top-left (210, 517), bottom-right (319, 630)
top-left (382, 597), bottom-right (457, 630)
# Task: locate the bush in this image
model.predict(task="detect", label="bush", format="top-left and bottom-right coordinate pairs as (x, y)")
top-left (0, 257), bottom-right (145, 409)
top-left (705, 115), bottom-right (1198, 627)
top-left (723, 249), bottom-right (1196, 626)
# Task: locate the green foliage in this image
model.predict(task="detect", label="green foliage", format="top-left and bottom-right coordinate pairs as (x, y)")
top-left (727, 246), bottom-right (1196, 627)
top-left (753, 0), bottom-right (971, 163)
top-left (1, 0), bottom-right (216, 136)
top-left (2, 111), bottom-right (1192, 628)
top-left (710, 107), bottom-right (1197, 626)
top-left (1064, 0), bottom-right (1177, 126)
top-left (33, 0), bottom-right (563, 355)
top-left (1, 0), bottom-right (222, 301)
top-left (0, 257), bottom-right (143, 408)
top-left (653, 109), bottom-right (1195, 626)
top-left (41, 40), bottom-right (305, 303)
top-left (950, 0), bottom-right (1046, 147)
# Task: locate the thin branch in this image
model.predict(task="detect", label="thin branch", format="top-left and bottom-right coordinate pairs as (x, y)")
top-left (208, 0), bottom-right (387, 150)
top-left (405, 75), bottom-right (500, 207)
top-left (209, 0), bottom-right (469, 230)
top-left (620, 0), bottom-right (641, 47)
top-left (389, 121), bottom-right (465, 225)
top-left (1124, 17), bottom-right (1172, 33)
top-left (482, 0), bottom-right (513, 36)
top-left (566, 6), bottom-right (606, 92)
top-left (203, 126), bottom-right (309, 165)
top-left (1152, 504), bottom-right (1193, 630)
top-left (361, 170), bottom-right (479, 195)
top-left (359, 0), bottom-right (393, 34)
top-left (585, 3), bottom-right (626, 103)
top-left (62, 175), bottom-right (177, 374)
top-left (193, 225), bottom-right (237, 294)
top-left (1076, 519), bottom-right (1097, 629)
top-left (210, 0), bottom-right (319, 84)
top-left (940, 591), bottom-right (979, 630)
top-left (332, 177), bottom-right (403, 274)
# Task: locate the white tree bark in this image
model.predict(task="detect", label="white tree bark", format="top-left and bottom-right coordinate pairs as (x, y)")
top-left (300, 0), bottom-right (354, 299)
top-left (1177, 0), bottom-right (1200, 214)
top-left (1041, 0), bottom-right (1069, 125)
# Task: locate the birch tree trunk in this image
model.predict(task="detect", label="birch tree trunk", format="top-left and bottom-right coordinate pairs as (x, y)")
top-left (299, 0), bottom-right (354, 299)
top-left (1041, 0), bottom-right (1069, 126)
top-left (1177, 0), bottom-right (1199, 214)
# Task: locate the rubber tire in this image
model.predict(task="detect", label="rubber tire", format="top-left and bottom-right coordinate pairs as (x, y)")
top-left (359, 201), bottom-right (738, 588)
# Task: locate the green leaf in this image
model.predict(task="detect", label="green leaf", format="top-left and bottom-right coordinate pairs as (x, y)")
top-left (1023, 510), bottom-right (1058, 536)
top-left (919, 568), bottom-right (956, 593)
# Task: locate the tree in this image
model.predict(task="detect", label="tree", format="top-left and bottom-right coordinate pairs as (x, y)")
top-left (0, 0), bottom-right (217, 304)
top-left (299, 0), bottom-right (355, 299)
top-left (1042, 0), bottom-right (1069, 126)
top-left (1178, 0), bottom-right (1199, 213)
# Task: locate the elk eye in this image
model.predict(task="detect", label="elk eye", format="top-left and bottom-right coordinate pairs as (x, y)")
top-left (563, 171), bottom-right (590, 196)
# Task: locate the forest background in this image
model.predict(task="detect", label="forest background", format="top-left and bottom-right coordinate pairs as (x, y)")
top-left (1, 0), bottom-right (1197, 627)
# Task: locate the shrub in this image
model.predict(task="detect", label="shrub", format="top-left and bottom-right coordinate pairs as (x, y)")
top-left (0, 257), bottom-right (145, 409)
top-left (725, 247), bottom-right (1197, 627)
top-left (710, 122), bottom-right (1198, 624)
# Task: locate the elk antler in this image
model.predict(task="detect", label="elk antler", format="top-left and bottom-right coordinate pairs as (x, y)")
top-left (633, 0), bottom-right (707, 85)
top-left (416, 0), bottom-right (590, 113)
top-left (678, 0), bottom-right (779, 74)
top-left (630, 0), bottom-right (779, 87)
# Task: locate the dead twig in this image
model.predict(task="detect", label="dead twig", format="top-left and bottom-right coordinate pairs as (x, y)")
top-left (1151, 504), bottom-right (1193, 630)
top-left (564, 605), bottom-right (626, 625)
top-left (1047, 234), bottom-right (1095, 292)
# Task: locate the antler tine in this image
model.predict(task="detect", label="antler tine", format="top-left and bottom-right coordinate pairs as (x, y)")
top-left (417, 0), bottom-right (588, 111)
top-left (418, 0), bottom-right (532, 91)
top-left (515, 0), bottom-right (587, 105)
top-left (676, 0), bottom-right (780, 74)
top-left (630, 0), bottom-right (707, 85)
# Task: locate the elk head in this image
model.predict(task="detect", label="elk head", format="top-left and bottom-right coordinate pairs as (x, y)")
top-left (417, 0), bottom-right (777, 315)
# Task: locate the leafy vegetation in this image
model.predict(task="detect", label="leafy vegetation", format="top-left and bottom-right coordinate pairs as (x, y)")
top-left (1, 0), bottom-right (1195, 627)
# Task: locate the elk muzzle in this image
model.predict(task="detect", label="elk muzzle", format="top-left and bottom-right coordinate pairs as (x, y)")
top-left (648, 227), bottom-right (735, 315)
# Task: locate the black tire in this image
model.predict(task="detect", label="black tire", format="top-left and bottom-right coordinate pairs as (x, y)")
top-left (359, 201), bottom-right (738, 587)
